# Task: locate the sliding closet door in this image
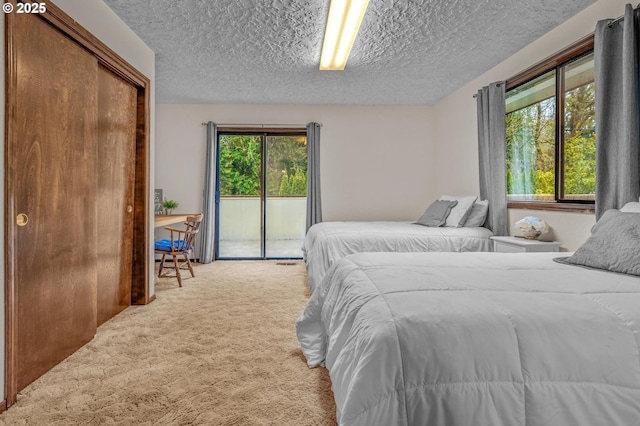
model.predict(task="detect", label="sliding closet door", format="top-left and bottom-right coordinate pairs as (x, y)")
top-left (12, 13), bottom-right (99, 391)
top-left (96, 66), bottom-right (137, 326)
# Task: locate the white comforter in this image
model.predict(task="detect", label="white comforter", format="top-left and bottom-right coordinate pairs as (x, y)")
top-left (303, 221), bottom-right (493, 292)
top-left (296, 252), bottom-right (640, 426)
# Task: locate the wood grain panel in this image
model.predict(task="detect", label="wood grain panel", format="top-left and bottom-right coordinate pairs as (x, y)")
top-left (96, 66), bottom-right (136, 326)
top-left (131, 88), bottom-right (150, 305)
top-left (12, 13), bottom-right (98, 391)
top-left (6, 1), bottom-right (152, 404)
top-left (13, 0), bottom-right (151, 307)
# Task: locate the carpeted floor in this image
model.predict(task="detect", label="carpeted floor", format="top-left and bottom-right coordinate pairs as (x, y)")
top-left (0, 261), bottom-right (336, 425)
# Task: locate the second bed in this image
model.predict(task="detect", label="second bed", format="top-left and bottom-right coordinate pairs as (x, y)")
top-left (302, 221), bottom-right (493, 292)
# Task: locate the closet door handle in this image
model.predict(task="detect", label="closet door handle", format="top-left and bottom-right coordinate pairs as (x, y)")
top-left (16, 213), bottom-right (29, 227)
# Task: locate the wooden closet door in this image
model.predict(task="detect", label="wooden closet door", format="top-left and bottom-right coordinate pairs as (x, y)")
top-left (96, 66), bottom-right (137, 326)
top-left (12, 14), bottom-right (99, 390)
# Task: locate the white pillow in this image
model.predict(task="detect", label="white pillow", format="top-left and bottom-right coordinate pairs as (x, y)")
top-left (463, 200), bottom-right (489, 227)
top-left (439, 195), bottom-right (478, 227)
top-left (620, 202), bottom-right (640, 213)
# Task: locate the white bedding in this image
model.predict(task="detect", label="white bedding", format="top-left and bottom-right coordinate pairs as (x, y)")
top-left (302, 221), bottom-right (493, 292)
top-left (296, 251), bottom-right (640, 426)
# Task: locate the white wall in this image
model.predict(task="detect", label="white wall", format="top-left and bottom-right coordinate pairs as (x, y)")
top-left (432, 0), bottom-right (629, 251)
top-left (155, 104), bottom-right (436, 222)
top-left (0, 0), bottom-right (154, 401)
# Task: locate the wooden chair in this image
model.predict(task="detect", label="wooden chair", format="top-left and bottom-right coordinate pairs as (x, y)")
top-left (154, 214), bottom-right (203, 287)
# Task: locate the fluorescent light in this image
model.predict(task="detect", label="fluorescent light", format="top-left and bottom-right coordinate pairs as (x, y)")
top-left (319, 0), bottom-right (370, 70)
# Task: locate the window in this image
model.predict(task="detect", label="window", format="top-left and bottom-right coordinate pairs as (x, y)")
top-left (216, 130), bottom-right (308, 259)
top-left (505, 38), bottom-right (595, 210)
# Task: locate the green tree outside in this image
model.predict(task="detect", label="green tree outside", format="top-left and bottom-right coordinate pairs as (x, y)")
top-left (506, 80), bottom-right (595, 200)
top-left (563, 82), bottom-right (596, 198)
top-left (218, 135), bottom-right (261, 196)
top-left (219, 134), bottom-right (307, 196)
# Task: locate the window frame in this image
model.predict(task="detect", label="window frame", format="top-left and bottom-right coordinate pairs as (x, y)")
top-left (505, 34), bottom-right (595, 214)
top-left (215, 127), bottom-right (308, 260)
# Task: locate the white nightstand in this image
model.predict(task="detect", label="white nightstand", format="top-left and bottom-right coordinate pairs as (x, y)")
top-left (491, 236), bottom-right (561, 253)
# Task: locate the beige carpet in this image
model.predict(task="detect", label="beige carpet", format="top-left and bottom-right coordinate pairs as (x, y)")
top-left (0, 261), bottom-right (336, 425)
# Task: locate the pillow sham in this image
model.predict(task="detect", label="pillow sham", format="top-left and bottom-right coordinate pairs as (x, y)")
top-left (415, 200), bottom-right (458, 227)
top-left (439, 195), bottom-right (478, 227)
top-left (463, 200), bottom-right (489, 227)
top-left (554, 209), bottom-right (640, 276)
top-left (620, 202), bottom-right (640, 213)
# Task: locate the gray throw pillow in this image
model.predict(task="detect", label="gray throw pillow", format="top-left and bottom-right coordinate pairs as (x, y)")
top-left (554, 209), bottom-right (640, 276)
top-left (415, 200), bottom-right (458, 227)
top-left (463, 200), bottom-right (489, 227)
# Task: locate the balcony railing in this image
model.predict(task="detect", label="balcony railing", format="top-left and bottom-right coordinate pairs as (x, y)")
top-left (218, 196), bottom-right (306, 258)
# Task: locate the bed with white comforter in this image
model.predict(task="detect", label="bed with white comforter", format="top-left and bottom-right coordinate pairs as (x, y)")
top-left (296, 251), bottom-right (640, 426)
top-left (302, 221), bottom-right (493, 292)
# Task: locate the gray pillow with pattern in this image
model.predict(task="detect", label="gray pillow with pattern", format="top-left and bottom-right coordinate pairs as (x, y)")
top-left (555, 209), bottom-right (640, 276)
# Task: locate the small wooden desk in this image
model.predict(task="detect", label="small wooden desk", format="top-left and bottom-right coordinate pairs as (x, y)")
top-left (154, 214), bottom-right (192, 228)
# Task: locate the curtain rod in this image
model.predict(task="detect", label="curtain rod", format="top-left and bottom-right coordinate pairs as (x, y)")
top-left (608, 3), bottom-right (640, 28)
top-left (200, 122), bottom-right (321, 127)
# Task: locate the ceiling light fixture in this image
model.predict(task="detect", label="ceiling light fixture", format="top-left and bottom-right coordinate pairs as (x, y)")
top-left (319, 0), bottom-right (370, 70)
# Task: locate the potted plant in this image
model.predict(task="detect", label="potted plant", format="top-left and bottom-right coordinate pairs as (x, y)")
top-left (162, 199), bottom-right (179, 215)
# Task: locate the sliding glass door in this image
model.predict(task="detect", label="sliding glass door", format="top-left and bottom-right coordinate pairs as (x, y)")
top-left (265, 135), bottom-right (307, 258)
top-left (216, 132), bottom-right (307, 259)
top-left (217, 135), bottom-right (262, 258)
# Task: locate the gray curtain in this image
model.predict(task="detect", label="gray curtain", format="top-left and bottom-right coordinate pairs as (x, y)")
top-left (306, 122), bottom-right (322, 231)
top-left (477, 81), bottom-right (508, 236)
top-left (594, 4), bottom-right (640, 219)
top-left (198, 121), bottom-right (217, 263)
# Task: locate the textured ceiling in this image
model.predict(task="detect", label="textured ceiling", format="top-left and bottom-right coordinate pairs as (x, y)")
top-left (104, 0), bottom-right (597, 105)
